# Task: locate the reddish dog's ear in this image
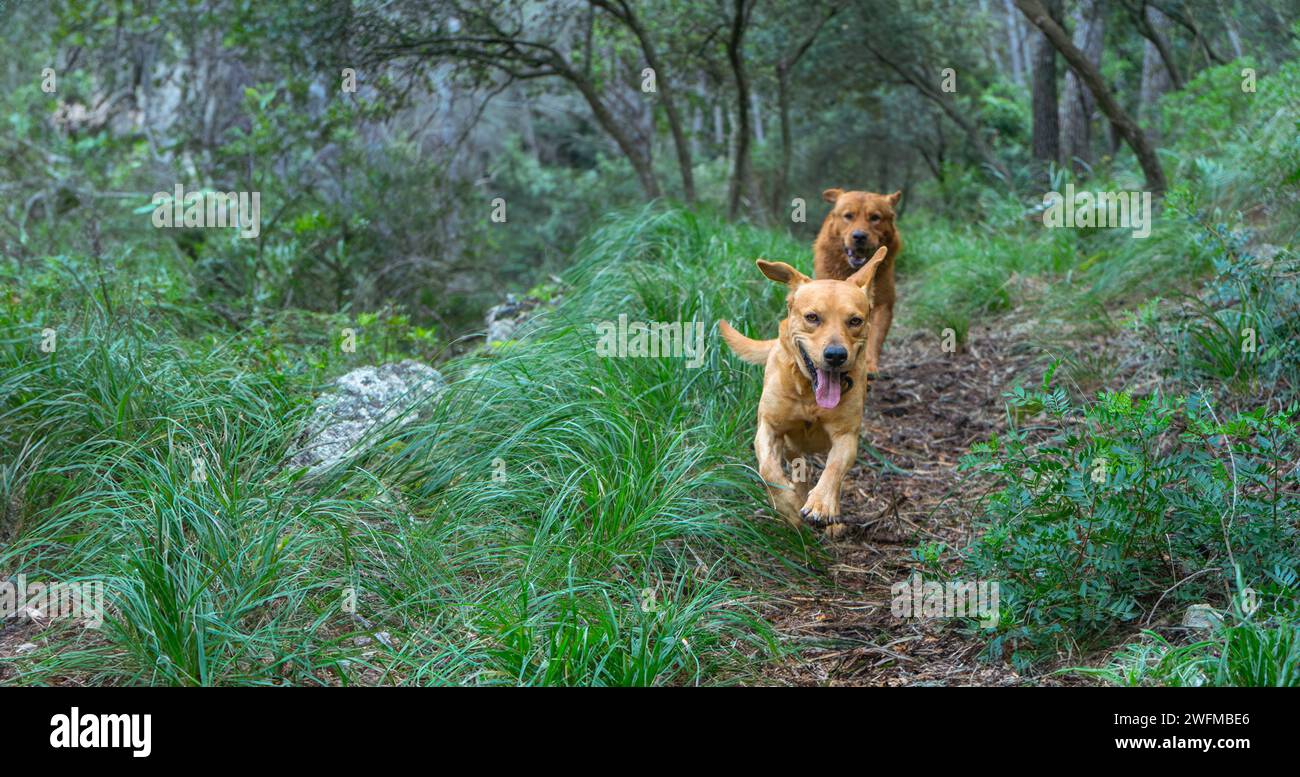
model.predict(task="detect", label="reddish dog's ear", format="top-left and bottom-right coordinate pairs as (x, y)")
top-left (756, 259), bottom-right (811, 289)
top-left (888, 190), bottom-right (902, 207)
top-left (821, 188), bottom-right (844, 204)
top-left (847, 247), bottom-right (889, 289)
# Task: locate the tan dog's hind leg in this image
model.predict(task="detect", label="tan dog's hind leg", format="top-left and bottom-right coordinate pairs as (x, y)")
top-left (755, 420), bottom-right (803, 527)
top-left (799, 433), bottom-right (858, 526)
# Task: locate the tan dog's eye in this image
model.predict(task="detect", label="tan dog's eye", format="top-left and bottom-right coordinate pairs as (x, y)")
top-left (869, 213), bottom-right (881, 222)
top-left (842, 213), bottom-right (852, 220)
top-left (804, 312), bottom-right (820, 325)
top-left (849, 316), bottom-right (864, 327)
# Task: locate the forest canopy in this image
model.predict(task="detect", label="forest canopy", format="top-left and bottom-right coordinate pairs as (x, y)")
top-left (1, 1), bottom-right (1298, 688)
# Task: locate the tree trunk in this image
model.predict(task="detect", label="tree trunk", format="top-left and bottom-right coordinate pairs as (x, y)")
top-left (726, 0), bottom-right (756, 220)
top-left (1133, 2), bottom-right (1183, 91)
top-left (1003, 0), bottom-right (1027, 85)
top-left (1060, 0), bottom-right (1105, 171)
top-left (690, 103), bottom-right (703, 158)
top-left (1139, 4), bottom-right (1176, 136)
top-left (515, 83), bottom-right (538, 155)
top-left (597, 0), bottom-right (696, 202)
top-left (1015, 0), bottom-right (1167, 195)
top-left (1030, 0), bottom-right (1060, 165)
top-left (772, 6), bottom-right (838, 221)
top-left (566, 70), bottom-right (662, 198)
top-left (1219, 0), bottom-right (1244, 58)
top-left (1154, 1), bottom-right (1226, 65)
top-left (979, 0), bottom-right (1010, 76)
top-left (389, 9), bottom-right (665, 199)
top-left (776, 65), bottom-right (793, 218)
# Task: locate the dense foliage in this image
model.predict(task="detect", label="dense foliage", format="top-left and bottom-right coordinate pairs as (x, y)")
top-left (1, 1), bottom-right (1297, 685)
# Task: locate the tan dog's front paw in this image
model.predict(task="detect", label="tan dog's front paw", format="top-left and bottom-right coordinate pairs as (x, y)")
top-left (823, 523), bottom-right (854, 540)
top-left (771, 489), bottom-right (805, 528)
top-left (798, 491), bottom-right (841, 527)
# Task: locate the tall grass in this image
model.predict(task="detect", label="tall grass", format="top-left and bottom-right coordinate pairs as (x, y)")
top-left (1, 206), bottom-right (819, 685)
top-left (1076, 615), bottom-right (1300, 688)
top-left (4, 55), bottom-right (1295, 685)
top-left (357, 206), bottom-right (818, 684)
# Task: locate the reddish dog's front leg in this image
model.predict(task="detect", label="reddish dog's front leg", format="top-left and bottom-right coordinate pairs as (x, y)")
top-left (864, 300), bottom-right (893, 377)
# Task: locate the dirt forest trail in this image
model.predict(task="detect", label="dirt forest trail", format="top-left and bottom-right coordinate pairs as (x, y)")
top-left (758, 318), bottom-right (1096, 686)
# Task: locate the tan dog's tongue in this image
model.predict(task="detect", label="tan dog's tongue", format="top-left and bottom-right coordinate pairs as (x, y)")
top-left (815, 368), bottom-right (841, 409)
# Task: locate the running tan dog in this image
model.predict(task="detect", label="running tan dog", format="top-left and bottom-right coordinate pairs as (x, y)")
top-left (813, 188), bottom-right (902, 377)
top-left (719, 247), bottom-right (888, 528)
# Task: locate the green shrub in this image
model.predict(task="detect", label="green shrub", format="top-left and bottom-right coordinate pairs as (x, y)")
top-left (1142, 195), bottom-right (1300, 398)
top-left (961, 367), bottom-right (1300, 667)
top-left (1078, 615), bottom-right (1300, 688)
top-left (1161, 59), bottom-right (1260, 156)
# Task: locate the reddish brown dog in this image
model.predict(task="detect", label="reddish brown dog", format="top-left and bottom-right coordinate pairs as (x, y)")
top-left (813, 188), bottom-right (903, 376)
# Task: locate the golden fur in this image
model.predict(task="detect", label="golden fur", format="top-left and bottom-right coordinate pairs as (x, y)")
top-left (813, 188), bottom-right (903, 376)
top-left (719, 247), bottom-right (888, 529)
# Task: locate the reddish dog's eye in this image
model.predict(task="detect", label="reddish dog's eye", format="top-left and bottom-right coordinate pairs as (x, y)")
top-left (842, 213), bottom-right (852, 220)
top-left (804, 312), bottom-right (820, 325)
top-left (849, 317), bottom-right (864, 327)
top-left (870, 213), bottom-right (881, 222)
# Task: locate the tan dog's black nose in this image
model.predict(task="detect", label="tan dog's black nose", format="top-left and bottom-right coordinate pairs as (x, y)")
top-left (823, 344), bottom-right (848, 367)
top-left (851, 230), bottom-right (868, 244)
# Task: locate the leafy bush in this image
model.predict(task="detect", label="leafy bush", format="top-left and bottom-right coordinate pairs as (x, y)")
top-left (1140, 193), bottom-right (1300, 398)
top-left (961, 367), bottom-right (1300, 666)
top-left (1164, 57), bottom-right (1300, 242)
top-left (1161, 59), bottom-right (1260, 156)
top-left (1079, 613), bottom-right (1300, 688)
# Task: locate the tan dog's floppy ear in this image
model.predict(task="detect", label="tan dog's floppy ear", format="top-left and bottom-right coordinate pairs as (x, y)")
top-left (756, 259), bottom-right (811, 289)
top-left (888, 190), bottom-right (902, 207)
top-left (821, 188), bottom-right (844, 204)
top-left (847, 247), bottom-right (889, 289)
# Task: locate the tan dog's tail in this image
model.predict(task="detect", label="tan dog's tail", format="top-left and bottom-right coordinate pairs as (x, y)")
top-left (718, 320), bottom-right (773, 365)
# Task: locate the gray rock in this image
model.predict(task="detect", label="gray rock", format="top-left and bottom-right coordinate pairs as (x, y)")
top-left (485, 294), bottom-right (542, 346)
top-left (6, 606), bottom-right (43, 625)
top-left (1182, 604), bottom-right (1222, 630)
top-left (289, 360), bottom-right (443, 474)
